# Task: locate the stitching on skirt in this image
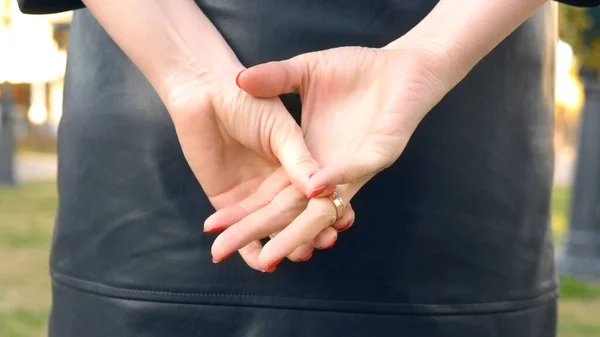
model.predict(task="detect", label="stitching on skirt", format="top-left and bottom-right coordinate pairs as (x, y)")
top-left (51, 272), bottom-right (559, 316)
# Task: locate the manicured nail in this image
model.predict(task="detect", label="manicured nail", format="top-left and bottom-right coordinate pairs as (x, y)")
top-left (299, 253), bottom-right (313, 262)
top-left (262, 266), bottom-right (277, 273)
top-left (212, 252), bottom-right (234, 263)
top-left (323, 236), bottom-right (337, 250)
top-left (235, 70), bottom-right (245, 88)
top-left (261, 258), bottom-right (283, 272)
top-left (204, 226), bottom-right (227, 233)
top-left (336, 220), bottom-right (352, 232)
top-left (308, 185), bottom-right (328, 199)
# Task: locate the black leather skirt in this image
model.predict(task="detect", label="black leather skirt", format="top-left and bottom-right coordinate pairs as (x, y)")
top-left (49, 1), bottom-right (558, 336)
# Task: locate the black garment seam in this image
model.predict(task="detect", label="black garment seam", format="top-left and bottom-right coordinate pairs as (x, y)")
top-left (52, 272), bottom-right (558, 317)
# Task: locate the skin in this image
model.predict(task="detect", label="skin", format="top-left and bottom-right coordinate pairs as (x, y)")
top-left (83, 0), bottom-right (548, 271)
top-left (81, 0), bottom-right (346, 270)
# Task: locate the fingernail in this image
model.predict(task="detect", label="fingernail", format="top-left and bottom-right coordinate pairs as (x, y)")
top-left (261, 258), bottom-right (283, 272)
top-left (212, 252), bottom-right (234, 263)
top-left (336, 220), bottom-right (352, 232)
top-left (204, 226), bottom-right (227, 233)
top-left (262, 266), bottom-right (277, 273)
top-left (308, 185), bottom-right (328, 199)
top-left (235, 70), bottom-right (245, 88)
top-left (323, 236), bottom-right (337, 250)
top-left (299, 253), bottom-right (313, 262)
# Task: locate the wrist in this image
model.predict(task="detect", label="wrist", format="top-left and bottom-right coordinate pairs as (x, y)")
top-left (384, 34), bottom-right (467, 90)
top-left (384, 0), bottom-right (547, 89)
top-left (82, 0), bottom-right (245, 109)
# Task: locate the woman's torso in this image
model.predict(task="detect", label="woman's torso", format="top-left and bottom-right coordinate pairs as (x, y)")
top-left (50, 1), bottom-right (557, 336)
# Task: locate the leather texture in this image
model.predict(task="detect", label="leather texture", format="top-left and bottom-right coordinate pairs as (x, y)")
top-left (16, 0), bottom-right (600, 15)
top-left (49, 1), bottom-right (558, 336)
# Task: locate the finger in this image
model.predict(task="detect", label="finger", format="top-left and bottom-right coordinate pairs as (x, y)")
top-left (204, 171), bottom-right (290, 232)
top-left (331, 202), bottom-right (355, 232)
top-left (204, 195), bottom-right (270, 233)
top-left (211, 185), bottom-right (306, 262)
top-left (309, 203), bottom-right (356, 249)
top-left (286, 243), bottom-right (315, 262)
top-left (236, 58), bottom-right (335, 198)
top-left (312, 226), bottom-right (338, 250)
top-left (238, 241), bottom-right (266, 272)
top-left (308, 185), bottom-right (336, 199)
top-left (269, 113), bottom-right (324, 199)
top-left (269, 230), bottom-right (314, 262)
top-left (258, 194), bottom-right (341, 270)
top-left (307, 152), bottom-right (387, 194)
top-left (236, 55), bottom-right (310, 98)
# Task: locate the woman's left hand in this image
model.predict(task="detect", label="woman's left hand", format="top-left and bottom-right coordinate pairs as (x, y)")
top-left (210, 44), bottom-right (452, 270)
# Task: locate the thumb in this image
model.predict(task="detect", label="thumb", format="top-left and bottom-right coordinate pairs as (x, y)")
top-left (307, 151), bottom-right (392, 194)
top-left (268, 113), bottom-right (322, 197)
top-left (236, 55), bottom-right (310, 98)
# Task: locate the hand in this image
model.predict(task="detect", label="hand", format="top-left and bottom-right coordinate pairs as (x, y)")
top-left (221, 45), bottom-right (450, 269)
top-left (165, 63), bottom-right (346, 270)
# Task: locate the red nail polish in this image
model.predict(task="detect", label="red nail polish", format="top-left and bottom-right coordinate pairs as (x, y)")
top-left (299, 253), bottom-right (313, 262)
top-left (235, 70), bottom-right (245, 88)
top-left (262, 258), bottom-right (283, 272)
top-left (324, 236), bottom-right (337, 249)
top-left (213, 252), bottom-right (234, 263)
top-left (337, 220), bottom-right (352, 232)
top-left (308, 186), bottom-right (328, 199)
top-left (204, 226), bottom-right (227, 233)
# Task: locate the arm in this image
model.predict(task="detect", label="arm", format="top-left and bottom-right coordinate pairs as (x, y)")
top-left (81, 0), bottom-right (242, 106)
top-left (228, 0), bottom-right (566, 267)
top-left (386, 0), bottom-right (548, 96)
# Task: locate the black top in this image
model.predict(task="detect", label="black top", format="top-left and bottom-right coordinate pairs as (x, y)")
top-left (22, 0), bottom-right (567, 336)
top-left (17, 0), bottom-right (600, 14)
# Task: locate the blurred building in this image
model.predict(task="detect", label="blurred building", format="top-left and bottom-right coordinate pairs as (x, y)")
top-left (0, 0), bottom-right (70, 135)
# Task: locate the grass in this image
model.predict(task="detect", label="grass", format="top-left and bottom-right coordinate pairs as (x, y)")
top-left (0, 181), bottom-right (599, 336)
top-left (552, 186), bottom-right (571, 243)
top-left (559, 277), bottom-right (600, 336)
top-left (0, 181), bottom-right (55, 337)
top-left (560, 277), bottom-right (600, 300)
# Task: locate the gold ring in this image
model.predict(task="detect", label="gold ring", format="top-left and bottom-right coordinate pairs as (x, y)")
top-left (328, 191), bottom-right (345, 221)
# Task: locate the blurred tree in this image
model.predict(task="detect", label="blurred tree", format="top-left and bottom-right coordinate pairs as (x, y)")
top-left (558, 6), bottom-right (600, 282)
top-left (559, 4), bottom-right (600, 76)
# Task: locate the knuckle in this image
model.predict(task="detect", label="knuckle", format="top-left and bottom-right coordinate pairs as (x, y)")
top-left (269, 191), bottom-right (306, 217)
top-left (294, 152), bottom-right (317, 168)
top-left (310, 199), bottom-right (337, 226)
top-left (222, 229), bottom-right (246, 247)
top-left (245, 194), bottom-right (270, 211)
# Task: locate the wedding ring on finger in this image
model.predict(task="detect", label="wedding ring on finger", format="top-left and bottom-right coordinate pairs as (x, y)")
top-left (328, 191), bottom-right (345, 221)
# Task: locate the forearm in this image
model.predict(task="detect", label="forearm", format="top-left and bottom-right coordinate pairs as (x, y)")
top-left (81, 0), bottom-right (241, 102)
top-left (387, 0), bottom-right (548, 86)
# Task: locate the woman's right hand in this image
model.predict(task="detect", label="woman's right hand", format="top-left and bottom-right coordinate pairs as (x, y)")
top-left (164, 64), bottom-right (349, 270)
